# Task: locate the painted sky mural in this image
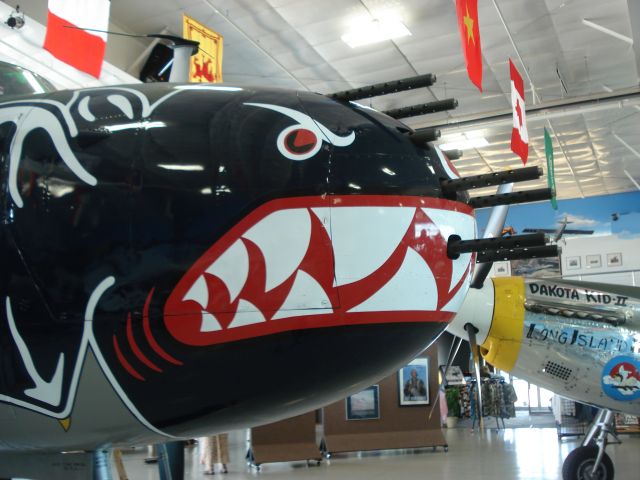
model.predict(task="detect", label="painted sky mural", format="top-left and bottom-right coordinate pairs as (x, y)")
top-left (475, 191), bottom-right (640, 238)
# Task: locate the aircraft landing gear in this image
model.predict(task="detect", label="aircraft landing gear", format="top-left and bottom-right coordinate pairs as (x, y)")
top-left (562, 409), bottom-right (617, 480)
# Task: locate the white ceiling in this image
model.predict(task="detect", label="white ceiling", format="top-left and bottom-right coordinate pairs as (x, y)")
top-left (13, 0), bottom-right (640, 201)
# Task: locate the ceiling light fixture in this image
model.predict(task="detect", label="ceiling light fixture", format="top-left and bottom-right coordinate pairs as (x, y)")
top-left (582, 19), bottom-right (632, 45)
top-left (342, 18), bottom-right (411, 48)
top-left (439, 137), bottom-right (489, 151)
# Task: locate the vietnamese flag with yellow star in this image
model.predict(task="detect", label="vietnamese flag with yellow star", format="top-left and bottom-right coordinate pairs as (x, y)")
top-left (455, 0), bottom-right (482, 92)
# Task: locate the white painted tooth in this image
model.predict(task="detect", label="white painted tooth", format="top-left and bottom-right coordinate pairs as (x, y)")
top-left (205, 240), bottom-right (249, 303)
top-left (272, 270), bottom-right (333, 320)
top-left (242, 209), bottom-right (311, 292)
top-left (349, 248), bottom-right (438, 313)
top-left (183, 275), bottom-right (209, 309)
top-left (310, 207), bottom-right (331, 229)
top-left (228, 299), bottom-right (266, 329)
top-left (441, 270), bottom-right (472, 312)
top-left (422, 208), bottom-right (475, 291)
top-left (332, 207), bottom-right (414, 286)
top-left (200, 311), bottom-right (222, 332)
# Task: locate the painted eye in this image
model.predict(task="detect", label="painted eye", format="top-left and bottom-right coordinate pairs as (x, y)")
top-left (283, 128), bottom-right (317, 155)
top-left (276, 124), bottom-right (323, 161)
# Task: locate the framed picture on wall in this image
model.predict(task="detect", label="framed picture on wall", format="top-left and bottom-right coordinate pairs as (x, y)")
top-left (586, 254), bottom-right (602, 268)
top-left (607, 253), bottom-right (622, 267)
top-left (346, 385), bottom-right (379, 420)
top-left (398, 358), bottom-right (430, 406)
top-left (493, 261), bottom-right (511, 276)
top-left (566, 256), bottom-right (581, 270)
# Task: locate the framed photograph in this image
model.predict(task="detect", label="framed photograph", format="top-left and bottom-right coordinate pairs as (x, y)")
top-left (586, 254), bottom-right (602, 268)
top-left (398, 358), bottom-right (430, 406)
top-left (566, 256), bottom-right (581, 270)
top-left (607, 253), bottom-right (622, 267)
top-left (346, 385), bottom-right (379, 420)
top-left (493, 261), bottom-right (511, 277)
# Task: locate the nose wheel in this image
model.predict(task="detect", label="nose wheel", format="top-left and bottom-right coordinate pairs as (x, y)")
top-left (562, 445), bottom-right (613, 480)
top-left (562, 409), bottom-right (617, 480)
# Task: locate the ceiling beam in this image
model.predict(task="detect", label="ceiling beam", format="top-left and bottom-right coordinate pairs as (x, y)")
top-left (416, 87), bottom-right (640, 132)
top-left (491, 0), bottom-right (540, 104)
top-left (627, 0), bottom-right (640, 81)
top-left (624, 170), bottom-right (640, 191)
top-left (202, 0), bottom-right (308, 90)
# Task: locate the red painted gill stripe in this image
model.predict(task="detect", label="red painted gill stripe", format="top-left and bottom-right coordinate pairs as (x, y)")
top-left (143, 288), bottom-right (183, 366)
top-left (126, 313), bottom-right (162, 373)
top-left (113, 335), bottom-right (145, 381)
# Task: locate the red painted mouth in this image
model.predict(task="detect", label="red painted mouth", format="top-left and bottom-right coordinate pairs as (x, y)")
top-left (164, 195), bottom-right (475, 346)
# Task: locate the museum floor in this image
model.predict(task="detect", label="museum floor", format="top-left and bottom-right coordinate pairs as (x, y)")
top-left (115, 418), bottom-right (640, 479)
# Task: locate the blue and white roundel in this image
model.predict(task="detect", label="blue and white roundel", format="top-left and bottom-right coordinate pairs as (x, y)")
top-left (601, 355), bottom-right (640, 402)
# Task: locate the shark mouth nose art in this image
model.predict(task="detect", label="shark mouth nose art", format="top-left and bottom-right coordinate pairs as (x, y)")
top-left (164, 196), bottom-right (475, 346)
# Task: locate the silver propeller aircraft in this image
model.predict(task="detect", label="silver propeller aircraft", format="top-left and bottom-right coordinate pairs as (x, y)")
top-left (448, 224), bottom-right (639, 480)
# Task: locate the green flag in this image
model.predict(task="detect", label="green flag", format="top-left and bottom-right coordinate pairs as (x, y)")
top-left (544, 127), bottom-right (558, 210)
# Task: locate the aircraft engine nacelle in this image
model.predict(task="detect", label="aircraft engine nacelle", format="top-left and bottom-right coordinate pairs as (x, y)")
top-left (449, 277), bottom-right (640, 415)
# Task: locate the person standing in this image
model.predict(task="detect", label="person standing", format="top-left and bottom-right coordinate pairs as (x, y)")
top-left (200, 434), bottom-right (229, 475)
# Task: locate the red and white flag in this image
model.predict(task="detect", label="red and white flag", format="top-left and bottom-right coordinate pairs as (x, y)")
top-left (44, 0), bottom-right (111, 78)
top-left (509, 58), bottom-right (528, 164)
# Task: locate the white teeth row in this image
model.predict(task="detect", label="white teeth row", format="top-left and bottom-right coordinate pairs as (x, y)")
top-left (183, 206), bottom-right (475, 333)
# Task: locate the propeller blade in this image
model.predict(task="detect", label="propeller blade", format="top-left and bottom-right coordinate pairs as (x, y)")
top-left (428, 335), bottom-right (464, 421)
top-left (470, 183), bottom-right (513, 289)
top-left (465, 323), bottom-right (484, 430)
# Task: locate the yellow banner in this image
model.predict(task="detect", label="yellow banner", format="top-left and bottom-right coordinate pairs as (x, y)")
top-left (182, 14), bottom-right (223, 83)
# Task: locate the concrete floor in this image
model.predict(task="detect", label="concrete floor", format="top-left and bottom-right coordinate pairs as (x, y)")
top-left (116, 425), bottom-right (640, 480)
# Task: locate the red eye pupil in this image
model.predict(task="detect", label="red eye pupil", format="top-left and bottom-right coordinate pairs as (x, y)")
top-left (284, 128), bottom-right (317, 155)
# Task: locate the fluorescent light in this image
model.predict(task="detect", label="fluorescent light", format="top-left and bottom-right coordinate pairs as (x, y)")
top-left (348, 182), bottom-right (362, 190)
top-left (342, 18), bottom-right (411, 48)
top-left (381, 167), bottom-right (396, 176)
top-left (439, 137), bottom-right (489, 151)
top-left (157, 164), bottom-right (204, 171)
top-left (582, 19), bottom-right (632, 44)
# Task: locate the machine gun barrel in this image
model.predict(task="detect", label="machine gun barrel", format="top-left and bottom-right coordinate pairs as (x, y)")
top-left (383, 98), bottom-right (458, 119)
top-left (329, 74), bottom-right (436, 102)
top-left (475, 244), bottom-right (559, 263)
top-left (442, 166), bottom-right (542, 195)
top-left (467, 187), bottom-right (553, 208)
top-left (447, 232), bottom-right (547, 259)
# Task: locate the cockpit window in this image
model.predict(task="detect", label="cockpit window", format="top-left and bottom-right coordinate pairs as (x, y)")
top-left (0, 62), bottom-right (56, 96)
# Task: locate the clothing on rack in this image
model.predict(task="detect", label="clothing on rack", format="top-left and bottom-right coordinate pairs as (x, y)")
top-left (469, 378), bottom-right (517, 420)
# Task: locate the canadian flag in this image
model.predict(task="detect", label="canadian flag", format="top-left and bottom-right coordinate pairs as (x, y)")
top-left (509, 58), bottom-right (528, 164)
top-left (43, 0), bottom-right (111, 78)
